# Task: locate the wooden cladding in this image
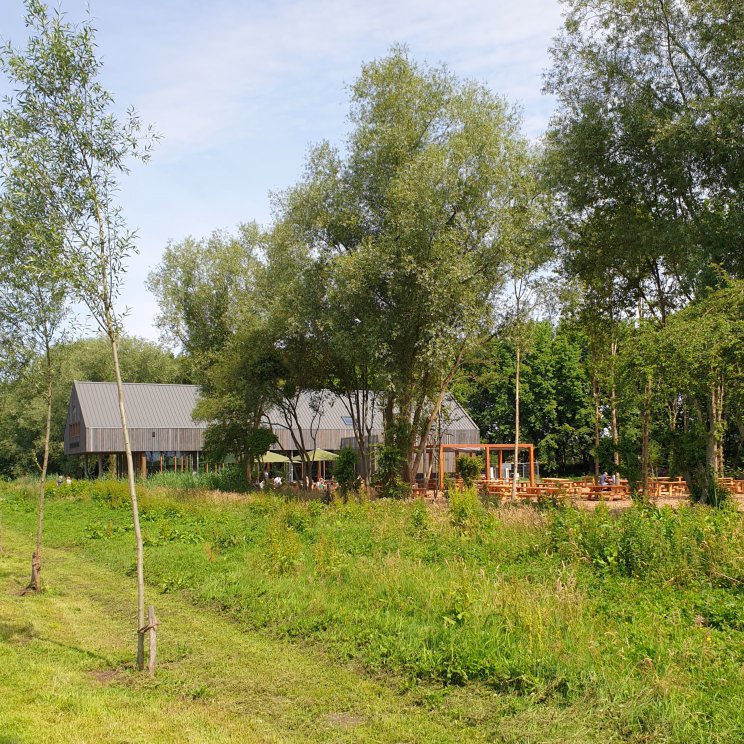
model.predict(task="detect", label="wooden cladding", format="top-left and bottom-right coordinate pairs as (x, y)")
top-left (74, 427), bottom-right (206, 454)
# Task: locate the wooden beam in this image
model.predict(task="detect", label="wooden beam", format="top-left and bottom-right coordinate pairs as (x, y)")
top-left (439, 443), bottom-right (444, 495)
top-left (529, 445), bottom-right (535, 486)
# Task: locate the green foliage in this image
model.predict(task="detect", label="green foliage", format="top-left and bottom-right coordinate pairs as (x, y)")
top-left (2, 479), bottom-right (744, 741)
top-left (145, 225), bottom-right (263, 382)
top-left (456, 455), bottom-right (483, 487)
top-left (549, 502), bottom-right (742, 582)
top-left (374, 443), bottom-right (410, 499)
top-left (454, 321), bottom-right (594, 473)
top-left (448, 486), bottom-right (484, 529)
top-left (147, 465), bottom-right (249, 494)
top-left (269, 46), bottom-right (537, 482)
top-left (334, 447), bottom-right (358, 493)
top-left (546, 0), bottom-right (744, 307)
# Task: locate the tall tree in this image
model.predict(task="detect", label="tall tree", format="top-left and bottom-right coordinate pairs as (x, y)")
top-left (662, 279), bottom-right (744, 501)
top-left (275, 47), bottom-right (531, 489)
top-left (146, 224), bottom-right (263, 383)
top-left (2, 0), bottom-right (158, 669)
top-left (0, 183), bottom-right (71, 591)
top-left (545, 0), bottom-right (744, 314)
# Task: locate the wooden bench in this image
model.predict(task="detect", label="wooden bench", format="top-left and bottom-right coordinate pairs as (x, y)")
top-left (585, 484), bottom-right (628, 501)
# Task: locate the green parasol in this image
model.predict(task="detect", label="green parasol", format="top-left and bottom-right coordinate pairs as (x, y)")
top-left (291, 449), bottom-right (338, 462)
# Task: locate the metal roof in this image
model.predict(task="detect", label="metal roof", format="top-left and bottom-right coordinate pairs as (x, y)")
top-left (263, 390), bottom-right (478, 434)
top-left (72, 381), bottom-right (207, 430)
top-left (70, 382), bottom-right (477, 437)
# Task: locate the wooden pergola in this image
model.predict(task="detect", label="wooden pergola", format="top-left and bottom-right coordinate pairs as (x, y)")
top-left (428, 442), bottom-right (536, 491)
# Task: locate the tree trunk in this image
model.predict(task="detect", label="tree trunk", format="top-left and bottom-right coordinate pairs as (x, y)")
top-left (29, 342), bottom-right (54, 593)
top-left (641, 377), bottom-right (653, 497)
top-left (409, 343), bottom-right (466, 482)
top-left (511, 345), bottom-right (521, 500)
top-left (707, 377), bottom-right (725, 479)
top-left (592, 374), bottom-right (601, 481)
top-left (610, 339), bottom-right (620, 468)
top-left (110, 336), bottom-right (147, 671)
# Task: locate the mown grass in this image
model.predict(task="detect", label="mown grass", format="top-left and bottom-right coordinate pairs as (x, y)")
top-left (1, 480), bottom-right (743, 742)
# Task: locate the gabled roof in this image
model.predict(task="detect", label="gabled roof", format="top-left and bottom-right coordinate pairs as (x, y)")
top-left (70, 382), bottom-right (477, 437)
top-left (263, 390), bottom-right (478, 433)
top-left (72, 381), bottom-right (206, 429)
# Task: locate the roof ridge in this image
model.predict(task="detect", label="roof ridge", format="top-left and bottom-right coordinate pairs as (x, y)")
top-left (74, 380), bottom-right (201, 388)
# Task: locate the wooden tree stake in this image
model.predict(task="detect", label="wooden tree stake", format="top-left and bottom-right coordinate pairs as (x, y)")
top-left (148, 605), bottom-right (157, 677)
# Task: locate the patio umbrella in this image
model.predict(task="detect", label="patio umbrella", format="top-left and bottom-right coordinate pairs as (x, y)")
top-left (291, 449), bottom-right (338, 462)
top-left (258, 451), bottom-right (290, 463)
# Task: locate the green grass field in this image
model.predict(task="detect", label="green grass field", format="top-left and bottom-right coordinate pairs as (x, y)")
top-left (1, 481), bottom-right (743, 743)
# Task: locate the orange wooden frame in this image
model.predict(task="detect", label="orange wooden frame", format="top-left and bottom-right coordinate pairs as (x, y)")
top-left (426, 442), bottom-right (535, 491)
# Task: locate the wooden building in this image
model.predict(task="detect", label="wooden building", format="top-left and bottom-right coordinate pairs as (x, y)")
top-left (64, 382), bottom-right (480, 476)
top-left (263, 390), bottom-right (480, 474)
top-left (64, 381), bottom-right (207, 476)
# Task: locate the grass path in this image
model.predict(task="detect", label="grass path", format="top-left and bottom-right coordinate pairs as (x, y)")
top-left (0, 524), bottom-right (608, 744)
top-left (0, 525), bottom-right (448, 743)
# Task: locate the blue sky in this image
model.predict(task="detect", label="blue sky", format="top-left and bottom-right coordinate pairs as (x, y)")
top-left (1, 0), bottom-right (565, 341)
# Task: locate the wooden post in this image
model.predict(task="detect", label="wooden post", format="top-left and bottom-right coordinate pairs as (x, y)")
top-left (140, 452), bottom-right (147, 479)
top-left (159, 454), bottom-right (163, 473)
top-left (498, 450), bottom-right (503, 480)
top-left (438, 444), bottom-right (444, 495)
top-left (529, 445), bottom-right (535, 486)
top-left (97, 454), bottom-right (103, 477)
top-left (147, 605), bottom-right (157, 677)
top-left (485, 446), bottom-right (491, 482)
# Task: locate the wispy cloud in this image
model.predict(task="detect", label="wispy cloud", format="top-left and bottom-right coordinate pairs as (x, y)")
top-left (119, 0), bottom-right (564, 154)
top-left (0, 0), bottom-right (565, 339)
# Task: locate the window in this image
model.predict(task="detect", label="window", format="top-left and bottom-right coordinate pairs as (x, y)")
top-left (341, 416), bottom-right (354, 426)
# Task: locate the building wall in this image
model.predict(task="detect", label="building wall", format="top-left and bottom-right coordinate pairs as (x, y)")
top-left (83, 427), bottom-right (205, 454)
top-left (64, 386), bottom-right (87, 456)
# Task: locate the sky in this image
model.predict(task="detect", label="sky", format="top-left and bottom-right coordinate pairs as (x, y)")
top-left (0, 0), bottom-right (565, 342)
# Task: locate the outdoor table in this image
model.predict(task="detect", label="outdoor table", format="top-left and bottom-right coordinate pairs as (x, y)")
top-left (586, 484), bottom-right (627, 501)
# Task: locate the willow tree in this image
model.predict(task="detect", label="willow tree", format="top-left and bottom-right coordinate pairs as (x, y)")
top-left (275, 47), bottom-right (531, 489)
top-left (545, 0), bottom-right (744, 314)
top-left (662, 280), bottom-right (744, 502)
top-left (0, 187), bottom-right (70, 591)
top-left (2, 1), bottom-right (158, 669)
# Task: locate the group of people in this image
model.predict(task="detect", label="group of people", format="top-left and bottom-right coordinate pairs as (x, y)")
top-left (257, 471), bottom-right (339, 495)
top-left (257, 471), bottom-right (283, 489)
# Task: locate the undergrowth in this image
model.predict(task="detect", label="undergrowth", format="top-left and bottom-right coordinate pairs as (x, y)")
top-left (2, 481), bottom-right (743, 742)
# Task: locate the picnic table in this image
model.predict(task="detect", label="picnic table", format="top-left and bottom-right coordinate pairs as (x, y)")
top-left (718, 478), bottom-right (744, 495)
top-left (584, 484), bottom-right (629, 501)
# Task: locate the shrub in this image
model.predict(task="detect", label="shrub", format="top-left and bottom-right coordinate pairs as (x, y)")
top-left (449, 486), bottom-right (483, 528)
top-left (334, 447), bottom-right (359, 494)
top-left (549, 502), bottom-right (743, 583)
top-left (375, 444), bottom-right (411, 499)
top-left (456, 455), bottom-right (483, 487)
